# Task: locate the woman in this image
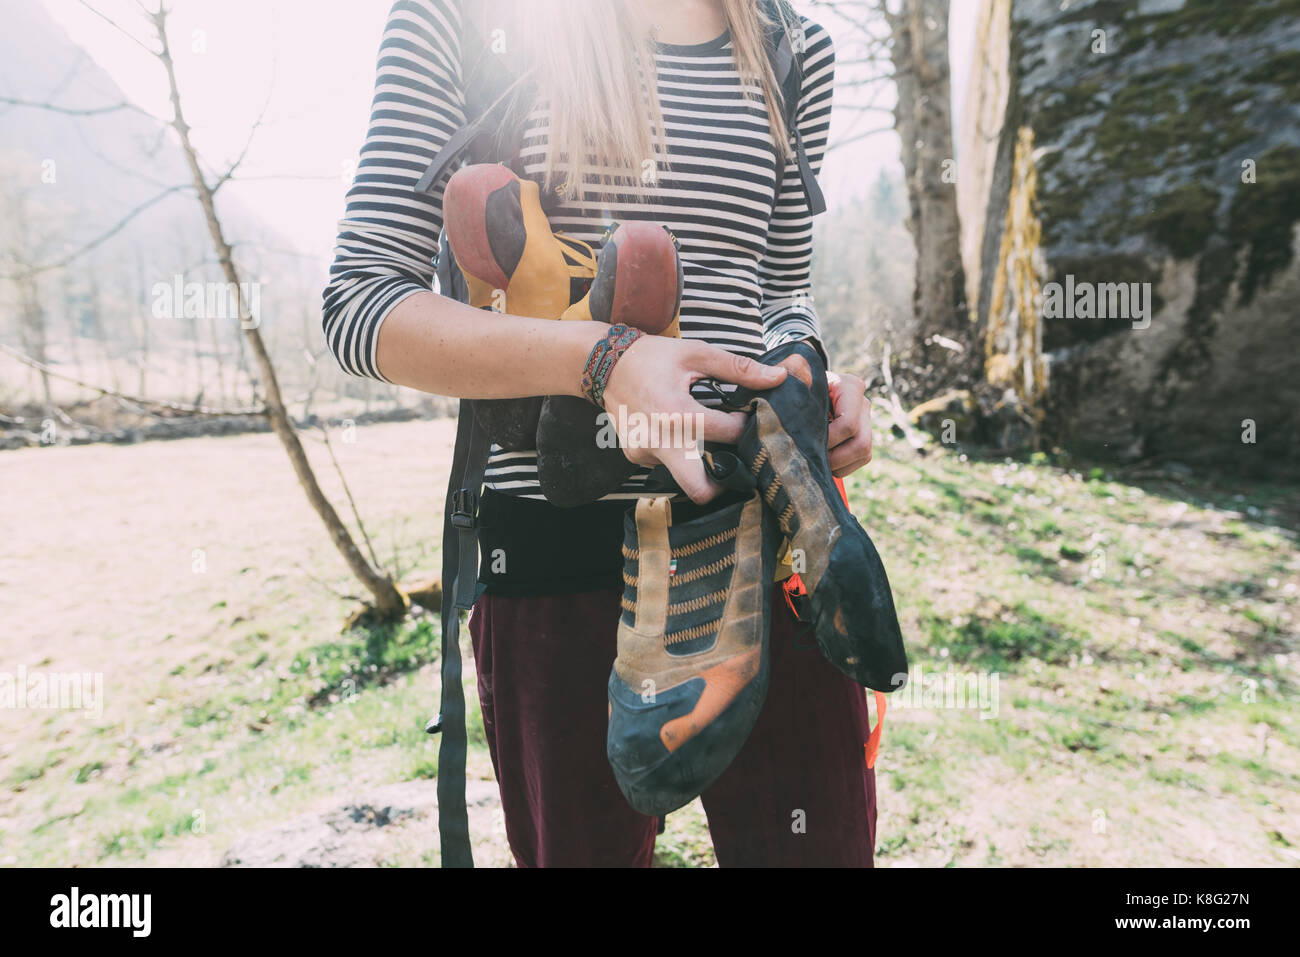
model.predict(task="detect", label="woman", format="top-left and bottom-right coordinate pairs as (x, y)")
top-left (323, 0), bottom-right (878, 866)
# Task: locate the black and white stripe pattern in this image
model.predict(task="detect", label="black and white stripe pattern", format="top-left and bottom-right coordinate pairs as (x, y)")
top-left (323, 0), bottom-right (834, 498)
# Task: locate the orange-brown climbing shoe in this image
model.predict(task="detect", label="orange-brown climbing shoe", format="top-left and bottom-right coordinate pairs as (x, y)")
top-left (559, 221), bottom-right (682, 335)
top-left (607, 488), bottom-right (779, 816)
top-left (442, 163), bottom-right (596, 450)
top-left (537, 222), bottom-right (684, 507)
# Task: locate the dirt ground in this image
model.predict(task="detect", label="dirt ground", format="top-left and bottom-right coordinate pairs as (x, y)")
top-left (0, 419), bottom-right (1296, 867)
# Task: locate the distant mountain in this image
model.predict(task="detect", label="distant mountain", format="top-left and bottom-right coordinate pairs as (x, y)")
top-left (0, 0), bottom-right (323, 402)
top-left (0, 0), bottom-right (196, 239)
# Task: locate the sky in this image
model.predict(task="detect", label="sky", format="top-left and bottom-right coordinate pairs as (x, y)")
top-left (40, 0), bottom-right (978, 267)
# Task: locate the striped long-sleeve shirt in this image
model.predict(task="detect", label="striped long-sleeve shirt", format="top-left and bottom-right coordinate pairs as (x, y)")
top-left (323, 0), bottom-right (835, 498)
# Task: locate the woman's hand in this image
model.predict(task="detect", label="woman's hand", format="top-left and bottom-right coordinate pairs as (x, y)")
top-left (773, 353), bottom-right (873, 478)
top-left (601, 336), bottom-right (787, 503)
top-left (825, 370), bottom-right (873, 477)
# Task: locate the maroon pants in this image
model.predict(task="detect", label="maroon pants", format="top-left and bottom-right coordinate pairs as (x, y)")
top-left (468, 584), bottom-right (877, 867)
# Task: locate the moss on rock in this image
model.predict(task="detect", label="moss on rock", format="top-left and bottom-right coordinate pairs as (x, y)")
top-left (1138, 182), bottom-right (1221, 259)
top-left (1245, 48), bottom-right (1300, 102)
top-left (1227, 144), bottom-right (1300, 305)
top-left (1135, 0), bottom-right (1300, 50)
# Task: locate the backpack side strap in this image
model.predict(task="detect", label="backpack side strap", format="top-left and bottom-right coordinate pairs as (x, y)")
top-left (427, 399), bottom-right (490, 869)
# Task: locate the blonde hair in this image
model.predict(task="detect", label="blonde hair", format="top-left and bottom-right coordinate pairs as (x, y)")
top-left (511, 0), bottom-right (796, 202)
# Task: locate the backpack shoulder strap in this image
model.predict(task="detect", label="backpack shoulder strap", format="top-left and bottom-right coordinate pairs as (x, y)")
top-left (421, 11), bottom-right (508, 865)
top-left (761, 0), bottom-right (827, 216)
top-left (415, 0), bottom-right (536, 196)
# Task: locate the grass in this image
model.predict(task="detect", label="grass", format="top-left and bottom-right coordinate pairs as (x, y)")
top-left (846, 445), bottom-right (1298, 866)
top-left (0, 419), bottom-right (1296, 866)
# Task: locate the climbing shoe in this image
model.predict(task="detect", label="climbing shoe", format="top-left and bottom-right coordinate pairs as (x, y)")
top-left (558, 221), bottom-right (682, 335)
top-left (607, 487), bottom-right (779, 816)
top-left (733, 340), bottom-right (908, 692)
top-left (537, 222), bottom-right (684, 507)
top-left (442, 163), bottom-right (597, 450)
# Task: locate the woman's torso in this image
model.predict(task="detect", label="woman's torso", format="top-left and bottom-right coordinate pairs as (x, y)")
top-left (484, 31), bottom-right (789, 497)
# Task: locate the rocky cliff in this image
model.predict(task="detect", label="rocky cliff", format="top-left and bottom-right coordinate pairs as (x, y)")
top-left (958, 0), bottom-right (1300, 472)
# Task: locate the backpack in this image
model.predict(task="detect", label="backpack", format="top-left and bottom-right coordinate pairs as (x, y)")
top-left (421, 0), bottom-right (825, 869)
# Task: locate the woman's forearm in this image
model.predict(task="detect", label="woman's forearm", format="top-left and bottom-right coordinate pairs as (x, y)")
top-left (376, 291), bottom-right (606, 399)
top-left (378, 288), bottom-right (789, 502)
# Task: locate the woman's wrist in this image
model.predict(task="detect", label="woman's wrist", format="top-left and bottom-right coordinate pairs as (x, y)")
top-left (548, 319), bottom-right (614, 398)
top-left (580, 324), bottom-right (645, 407)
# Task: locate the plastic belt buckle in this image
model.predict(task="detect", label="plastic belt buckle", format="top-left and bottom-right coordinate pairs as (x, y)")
top-left (451, 488), bottom-right (478, 530)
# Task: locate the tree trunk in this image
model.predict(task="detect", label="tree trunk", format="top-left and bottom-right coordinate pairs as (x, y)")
top-left (209, 313), bottom-right (229, 408)
top-left (63, 272), bottom-right (85, 383)
top-left (17, 274), bottom-right (54, 415)
top-left (151, 9), bottom-right (408, 621)
top-left (888, 0), bottom-right (974, 392)
top-left (85, 266), bottom-right (110, 390)
top-left (131, 245), bottom-right (150, 399)
top-left (85, 260), bottom-right (121, 393)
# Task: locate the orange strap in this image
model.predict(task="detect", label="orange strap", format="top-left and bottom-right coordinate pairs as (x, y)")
top-left (781, 570), bottom-right (806, 616)
top-left (864, 691), bottom-right (887, 769)
top-left (781, 475), bottom-right (889, 768)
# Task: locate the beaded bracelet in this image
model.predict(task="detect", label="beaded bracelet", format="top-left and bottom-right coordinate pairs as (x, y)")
top-left (581, 323), bottom-right (645, 408)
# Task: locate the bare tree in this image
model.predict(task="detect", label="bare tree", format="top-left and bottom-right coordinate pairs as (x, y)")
top-left (143, 4), bottom-right (408, 620)
top-left (815, 0), bottom-right (975, 394)
top-left (883, 0), bottom-right (973, 391)
top-left (0, 3), bottom-right (410, 622)
top-left (812, 0), bottom-right (897, 147)
top-left (131, 242), bottom-right (150, 397)
top-left (16, 274), bottom-right (54, 414)
top-left (0, 166), bottom-right (60, 415)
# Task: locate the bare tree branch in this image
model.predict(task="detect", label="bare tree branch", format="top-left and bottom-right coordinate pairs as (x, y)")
top-left (0, 184), bottom-right (191, 279)
top-left (76, 0), bottom-right (159, 56)
top-left (212, 76), bottom-right (275, 193)
top-left (0, 95), bottom-right (153, 118)
top-left (879, 343), bottom-right (927, 455)
top-left (317, 423), bottom-right (383, 570)
top-left (0, 344), bottom-right (265, 417)
top-left (222, 172), bottom-right (343, 183)
top-left (70, 119), bottom-right (178, 191)
top-left (835, 101), bottom-right (896, 112)
top-left (828, 126), bottom-right (895, 151)
top-left (292, 563), bottom-right (365, 605)
top-left (810, 0), bottom-right (886, 38)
